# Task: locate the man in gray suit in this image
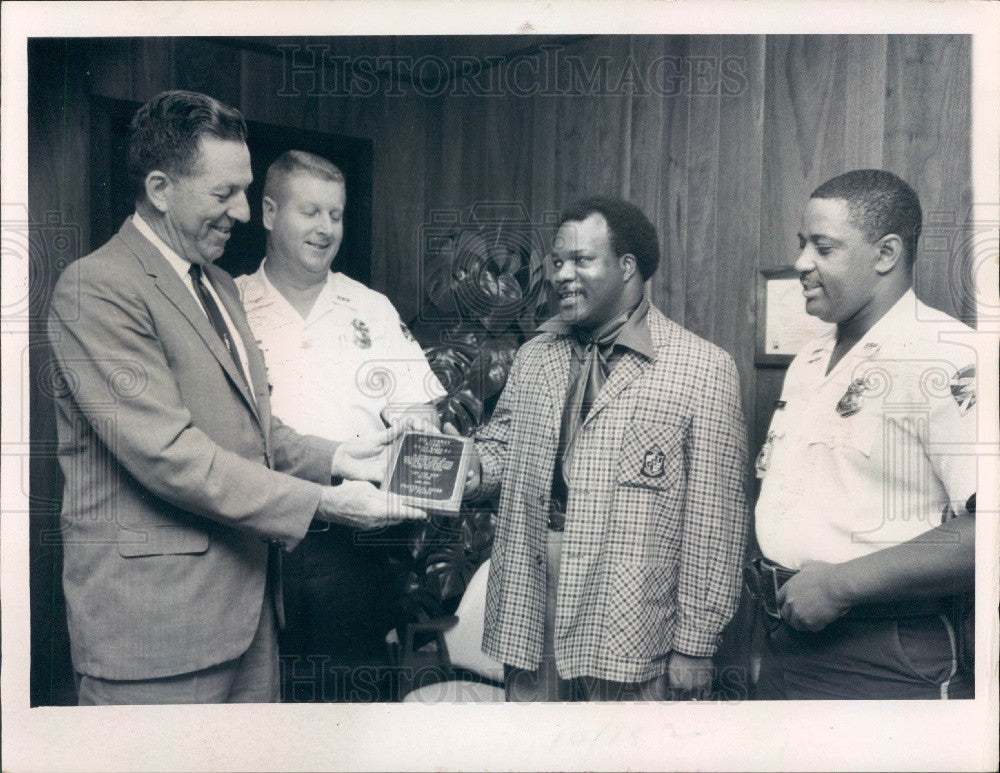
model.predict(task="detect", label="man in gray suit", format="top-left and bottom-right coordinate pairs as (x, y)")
top-left (47, 90), bottom-right (423, 705)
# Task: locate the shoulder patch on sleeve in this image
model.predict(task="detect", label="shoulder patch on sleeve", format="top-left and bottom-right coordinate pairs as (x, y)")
top-left (950, 364), bottom-right (976, 415)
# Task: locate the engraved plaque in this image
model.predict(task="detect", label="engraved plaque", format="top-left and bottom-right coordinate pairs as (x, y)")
top-left (382, 432), bottom-right (472, 513)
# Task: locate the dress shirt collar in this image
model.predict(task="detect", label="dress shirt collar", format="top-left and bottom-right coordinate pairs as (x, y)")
top-left (537, 296), bottom-right (654, 360)
top-left (254, 258), bottom-right (347, 311)
top-left (132, 212), bottom-right (193, 283)
top-left (806, 288), bottom-right (918, 367)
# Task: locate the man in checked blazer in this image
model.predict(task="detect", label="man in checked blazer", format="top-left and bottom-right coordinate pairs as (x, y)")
top-left (46, 91), bottom-right (423, 704)
top-left (464, 196), bottom-right (749, 700)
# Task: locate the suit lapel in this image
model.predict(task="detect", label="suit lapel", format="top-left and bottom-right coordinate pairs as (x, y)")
top-left (120, 221), bottom-right (262, 424)
top-left (210, 265), bottom-right (272, 431)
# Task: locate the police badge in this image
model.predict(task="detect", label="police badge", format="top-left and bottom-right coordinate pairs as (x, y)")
top-left (640, 444), bottom-right (666, 478)
top-left (836, 377), bottom-right (870, 418)
top-left (399, 321), bottom-right (416, 343)
top-left (950, 364), bottom-right (976, 415)
top-left (351, 318), bottom-right (372, 349)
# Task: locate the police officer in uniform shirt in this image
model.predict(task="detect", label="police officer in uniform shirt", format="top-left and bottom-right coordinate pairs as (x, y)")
top-left (236, 151), bottom-right (445, 687)
top-left (751, 170), bottom-right (976, 699)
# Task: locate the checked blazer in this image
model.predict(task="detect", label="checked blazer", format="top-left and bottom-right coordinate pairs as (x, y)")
top-left (476, 304), bottom-right (749, 683)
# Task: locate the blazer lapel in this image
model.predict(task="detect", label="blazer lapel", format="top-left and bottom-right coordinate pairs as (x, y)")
top-left (540, 336), bottom-right (572, 418)
top-left (120, 221), bottom-right (262, 423)
top-left (583, 350), bottom-right (651, 428)
top-left (583, 305), bottom-right (667, 426)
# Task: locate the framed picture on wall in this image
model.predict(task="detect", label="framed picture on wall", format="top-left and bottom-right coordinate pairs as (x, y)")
top-left (755, 266), bottom-right (833, 366)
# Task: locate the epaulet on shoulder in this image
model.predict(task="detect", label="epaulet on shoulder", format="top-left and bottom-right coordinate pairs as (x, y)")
top-left (334, 272), bottom-right (394, 307)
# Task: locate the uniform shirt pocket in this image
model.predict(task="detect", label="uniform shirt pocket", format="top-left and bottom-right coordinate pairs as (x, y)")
top-left (617, 419), bottom-right (686, 491)
top-left (804, 412), bottom-right (879, 459)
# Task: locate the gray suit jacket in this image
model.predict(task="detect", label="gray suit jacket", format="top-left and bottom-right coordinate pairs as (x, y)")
top-left (47, 218), bottom-right (337, 680)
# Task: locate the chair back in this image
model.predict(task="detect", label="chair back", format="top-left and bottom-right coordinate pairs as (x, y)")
top-left (442, 559), bottom-right (504, 683)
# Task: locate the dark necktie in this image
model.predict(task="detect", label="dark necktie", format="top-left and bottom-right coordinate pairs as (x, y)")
top-left (188, 263), bottom-right (245, 378)
top-left (553, 310), bottom-right (630, 499)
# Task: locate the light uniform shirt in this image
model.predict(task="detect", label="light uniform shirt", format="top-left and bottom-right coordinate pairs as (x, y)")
top-left (132, 213), bottom-right (254, 394)
top-left (755, 289), bottom-right (977, 570)
top-left (235, 263), bottom-right (446, 441)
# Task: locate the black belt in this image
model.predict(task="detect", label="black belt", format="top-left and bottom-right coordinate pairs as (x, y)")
top-left (744, 556), bottom-right (956, 622)
top-left (547, 499), bottom-right (566, 532)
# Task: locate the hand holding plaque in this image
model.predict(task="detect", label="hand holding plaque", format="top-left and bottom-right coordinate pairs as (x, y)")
top-left (381, 431), bottom-right (474, 513)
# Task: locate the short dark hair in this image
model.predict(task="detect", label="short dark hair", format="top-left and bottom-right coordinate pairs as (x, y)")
top-left (263, 150), bottom-right (345, 203)
top-left (127, 90), bottom-right (247, 200)
top-left (811, 169), bottom-right (923, 263)
top-left (557, 196), bottom-right (661, 280)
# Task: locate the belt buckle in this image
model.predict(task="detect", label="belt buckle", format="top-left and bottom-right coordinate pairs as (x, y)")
top-left (766, 564), bottom-right (784, 619)
top-left (748, 558), bottom-right (783, 619)
top-left (547, 500), bottom-right (566, 532)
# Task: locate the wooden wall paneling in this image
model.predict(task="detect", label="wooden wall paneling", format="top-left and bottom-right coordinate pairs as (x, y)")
top-left (529, 67), bottom-right (560, 229)
top-left (312, 41), bottom-right (388, 138)
top-left (426, 90), bottom-right (484, 215)
top-left (527, 36), bottom-right (633, 216)
top-left (843, 36), bottom-right (888, 169)
top-left (884, 35), bottom-right (973, 321)
top-left (87, 38), bottom-right (174, 102)
top-left (172, 39), bottom-right (242, 110)
top-left (28, 38), bottom-right (93, 706)
top-left (558, 36), bottom-right (632, 203)
top-left (700, 36), bottom-right (766, 689)
top-left (484, 89), bottom-right (534, 211)
top-left (627, 36), bottom-right (690, 324)
top-left (681, 36), bottom-right (724, 343)
top-left (760, 35), bottom-right (887, 271)
top-left (713, 35), bottom-right (765, 420)
top-left (368, 88), bottom-right (428, 314)
top-left (240, 48), bottom-right (306, 129)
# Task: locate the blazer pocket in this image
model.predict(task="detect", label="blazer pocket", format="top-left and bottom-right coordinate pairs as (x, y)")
top-left (617, 420), bottom-right (686, 491)
top-left (117, 525), bottom-right (210, 557)
top-left (607, 563), bottom-right (676, 659)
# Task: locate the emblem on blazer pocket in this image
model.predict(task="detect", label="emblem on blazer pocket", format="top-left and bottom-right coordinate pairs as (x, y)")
top-left (640, 445), bottom-right (666, 478)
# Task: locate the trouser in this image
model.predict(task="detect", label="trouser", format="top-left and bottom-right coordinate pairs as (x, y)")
top-left (504, 528), bottom-right (671, 702)
top-left (76, 594), bottom-right (279, 705)
top-left (280, 524), bottom-right (406, 670)
top-left (755, 613), bottom-right (973, 700)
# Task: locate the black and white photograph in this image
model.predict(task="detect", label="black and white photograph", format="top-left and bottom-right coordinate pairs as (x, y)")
top-left (2, 1), bottom-right (998, 771)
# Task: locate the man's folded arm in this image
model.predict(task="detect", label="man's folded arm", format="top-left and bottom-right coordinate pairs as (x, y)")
top-left (825, 513), bottom-right (974, 606)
